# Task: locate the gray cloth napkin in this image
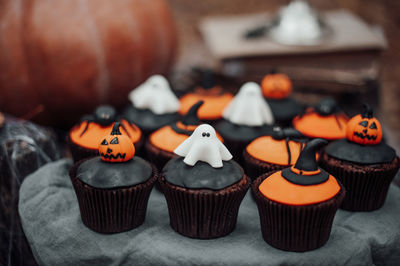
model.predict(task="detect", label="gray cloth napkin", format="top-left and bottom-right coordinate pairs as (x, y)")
top-left (19, 159), bottom-right (400, 266)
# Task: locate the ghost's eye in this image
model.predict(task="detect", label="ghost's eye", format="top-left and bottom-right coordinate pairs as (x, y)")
top-left (206, 133), bottom-right (210, 137)
top-left (202, 132), bottom-right (206, 137)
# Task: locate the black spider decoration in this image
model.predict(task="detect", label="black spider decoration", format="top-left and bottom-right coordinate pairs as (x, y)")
top-left (272, 127), bottom-right (307, 165)
top-left (79, 105), bottom-right (134, 137)
top-left (298, 98), bottom-right (347, 130)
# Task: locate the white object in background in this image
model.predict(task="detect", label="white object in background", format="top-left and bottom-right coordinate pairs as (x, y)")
top-left (223, 82), bottom-right (274, 126)
top-left (174, 124), bottom-right (232, 168)
top-left (269, 0), bottom-right (329, 45)
top-left (129, 75), bottom-right (180, 114)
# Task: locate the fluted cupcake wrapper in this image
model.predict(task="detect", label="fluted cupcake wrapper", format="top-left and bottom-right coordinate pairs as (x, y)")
top-left (68, 135), bottom-right (144, 163)
top-left (159, 175), bottom-right (250, 239)
top-left (222, 138), bottom-right (251, 167)
top-left (320, 154), bottom-right (400, 211)
top-left (70, 159), bottom-right (157, 234)
top-left (252, 174), bottom-right (345, 252)
top-left (145, 139), bottom-right (176, 171)
top-left (243, 149), bottom-right (287, 180)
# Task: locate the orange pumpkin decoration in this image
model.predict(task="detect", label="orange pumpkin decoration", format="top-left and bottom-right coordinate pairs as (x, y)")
top-left (346, 104), bottom-right (382, 145)
top-left (0, 0), bottom-right (176, 127)
top-left (98, 122), bottom-right (135, 162)
top-left (261, 73), bottom-right (292, 99)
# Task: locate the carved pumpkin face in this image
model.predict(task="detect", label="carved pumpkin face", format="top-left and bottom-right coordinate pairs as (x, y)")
top-left (346, 105), bottom-right (382, 145)
top-left (261, 73), bottom-right (292, 99)
top-left (98, 122), bottom-right (135, 162)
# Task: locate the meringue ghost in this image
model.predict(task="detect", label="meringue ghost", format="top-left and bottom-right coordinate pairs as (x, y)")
top-left (129, 75), bottom-right (180, 114)
top-left (174, 124), bottom-right (232, 168)
top-left (223, 82), bottom-right (274, 126)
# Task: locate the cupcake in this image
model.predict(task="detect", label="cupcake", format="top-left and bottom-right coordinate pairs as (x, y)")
top-left (179, 71), bottom-right (233, 124)
top-left (70, 122), bottom-right (157, 233)
top-left (68, 105), bottom-right (142, 162)
top-left (159, 124), bottom-right (250, 239)
top-left (215, 82), bottom-right (274, 164)
top-left (320, 104), bottom-right (399, 211)
top-left (293, 98), bottom-right (349, 140)
top-left (261, 73), bottom-right (302, 126)
top-left (243, 127), bottom-right (309, 180)
top-left (146, 101), bottom-right (212, 170)
top-left (253, 139), bottom-right (345, 251)
top-left (123, 75), bottom-right (180, 136)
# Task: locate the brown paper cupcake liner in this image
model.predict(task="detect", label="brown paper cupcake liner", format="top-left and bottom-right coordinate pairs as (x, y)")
top-left (159, 175), bottom-right (250, 239)
top-left (320, 153), bottom-right (399, 211)
top-left (68, 135), bottom-right (144, 163)
top-left (145, 139), bottom-right (177, 170)
top-left (252, 173), bottom-right (345, 252)
top-left (243, 149), bottom-right (287, 180)
top-left (70, 159), bottom-right (157, 233)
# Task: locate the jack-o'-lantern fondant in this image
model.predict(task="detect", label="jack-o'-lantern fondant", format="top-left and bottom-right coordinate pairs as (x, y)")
top-left (68, 105), bottom-right (142, 162)
top-left (261, 73), bottom-right (292, 99)
top-left (98, 122), bottom-right (135, 162)
top-left (346, 104), bottom-right (382, 145)
top-left (321, 103), bottom-right (399, 211)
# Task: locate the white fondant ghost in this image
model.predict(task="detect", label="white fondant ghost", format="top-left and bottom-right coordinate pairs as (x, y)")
top-left (174, 124), bottom-right (232, 168)
top-left (129, 75), bottom-right (180, 114)
top-left (222, 82), bottom-right (274, 126)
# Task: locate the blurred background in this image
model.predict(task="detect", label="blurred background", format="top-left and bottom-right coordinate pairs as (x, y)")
top-left (169, 0), bottom-right (400, 148)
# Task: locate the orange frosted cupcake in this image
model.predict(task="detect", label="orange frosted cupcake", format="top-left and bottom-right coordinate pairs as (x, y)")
top-left (243, 127), bottom-right (309, 180)
top-left (179, 71), bottom-right (233, 123)
top-left (70, 122), bottom-right (157, 233)
top-left (68, 105), bottom-right (142, 162)
top-left (146, 101), bottom-right (223, 170)
top-left (253, 139), bottom-right (345, 251)
top-left (293, 98), bottom-right (348, 140)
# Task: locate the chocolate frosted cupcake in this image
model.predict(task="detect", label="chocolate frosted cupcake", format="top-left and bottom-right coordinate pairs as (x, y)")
top-left (216, 82), bottom-right (274, 164)
top-left (159, 124), bottom-right (250, 239)
top-left (146, 101), bottom-right (222, 170)
top-left (68, 105), bottom-right (142, 162)
top-left (320, 104), bottom-right (399, 211)
top-left (293, 98), bottom-right (349, 140)
top-left (179, 71), bottom-right (233, 124)
top-left (70, 122), bottom-right (157, 233)
top-left (261, 73), bottom-right (302, 126)
top-left (243, 127), bottom-right (309, 180)
top-left (123, 75), bottom-right (180, 136)
top-left (253, 139), bottom-right (345, 251)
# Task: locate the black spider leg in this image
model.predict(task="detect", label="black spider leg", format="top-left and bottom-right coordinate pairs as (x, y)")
top-left (334, 112), bottom-right (343, 130)
top-left (120, 122), bottom-right (132, 138)
top-left (79, 117), bottom-right (95, 137)
top-left (285, 137), bottom-right (291, 165)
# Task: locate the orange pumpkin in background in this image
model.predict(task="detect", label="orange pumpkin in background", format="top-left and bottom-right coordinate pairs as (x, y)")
top-left (0, 0), bottom-right (177, 127)
top-left (261, 73), bottom-right (292, 99)
top-left (98, 122), bottom-right (135, 162)
top-left (346, 104), bottom-right (382, 145)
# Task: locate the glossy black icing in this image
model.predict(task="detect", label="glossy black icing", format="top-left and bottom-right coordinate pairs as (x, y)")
top-left (123, 105), bottom-right (179, 132)
top-left (215, 119), bottom-right (273, 142)
top-left (266, 97), bottom-right (302, 122)
top-left (325, 139), bottom-right (396, 165)
top-left (77, 156), bottom-right (153, 188)
top-left (162, 157), bottom-right (243, 190)
top-left (281, 167), bottom-right (329, 185)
